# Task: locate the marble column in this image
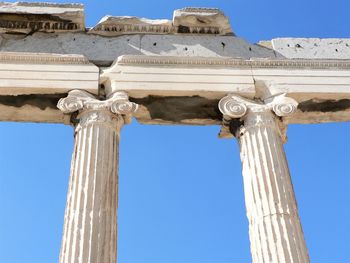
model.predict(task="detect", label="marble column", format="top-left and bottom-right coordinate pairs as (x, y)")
top-left (219, 94), bottom-right (309, 263)
top-left (57, 90), bottom-right (138, 263)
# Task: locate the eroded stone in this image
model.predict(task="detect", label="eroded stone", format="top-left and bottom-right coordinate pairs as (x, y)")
top-left (0, 33), bottom-right (278, 66)
top-left (89, 16), bottom-right (172, 36)
top-left (0, 2), bottom-right (85, 34)
top-left (270, 38), bottom-right (350, 59)
top-left (173, 7), bottom-right (233, 35)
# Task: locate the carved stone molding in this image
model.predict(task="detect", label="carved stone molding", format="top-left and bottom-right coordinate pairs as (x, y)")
top-left (117, 55), bottom-right (350, 69)
top-left (173, 7), bottom-right (232, 35)
top-left (0, 52), bottom-right (90, 64)
top-left (88, 7), bottom-right (232, 36)
top-left (0, 52), bottom-right (99, 96)
top-left (57, 90), bottom-right (137, 113)
top-left (57, 90), bottom-right (139, 124)
top-left (89, 16), bottom-right (173, 36)
top-left (0, 2), bottom-right (84, 34)
top-left (218, 93), bottom-right (298, 118)
top-left (218, 94), bottom-right (298, 141)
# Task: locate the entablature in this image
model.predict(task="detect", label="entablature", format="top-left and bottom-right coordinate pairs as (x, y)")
top-left (1, 52), bottom-right (350, 129)
top-left (0, 2), bottom-right (349, 133)
top-left (101, 55), bottom-right (350, 128)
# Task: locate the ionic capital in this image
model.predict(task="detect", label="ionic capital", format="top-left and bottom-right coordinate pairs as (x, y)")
top-left (58, 90), bottom-right (138, 114)
top-left (57, 90), bottom-right (138, 127)
top-left (218, 93), bottom-right (298, 119)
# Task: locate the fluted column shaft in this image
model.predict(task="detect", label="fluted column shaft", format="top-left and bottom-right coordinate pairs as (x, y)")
top-left (219, 94), bottom-right (309, 263)
top-left (239, 111), bottom-right (308, 263)
top-left (57, 90), bottom-right (138, 263)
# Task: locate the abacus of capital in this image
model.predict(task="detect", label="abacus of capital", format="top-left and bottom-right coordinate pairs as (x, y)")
top-left (1, 2), bottom-right (350, 263)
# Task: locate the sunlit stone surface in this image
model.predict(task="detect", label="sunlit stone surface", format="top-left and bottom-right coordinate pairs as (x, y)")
top-left (0, 2), bottom-right (84, 33)
top-left (0, 2), bottom-right (349, 262)
top-left (219, 94), bottom-right (309, 263)
top-left (57, 90), bottom-right (137, 263)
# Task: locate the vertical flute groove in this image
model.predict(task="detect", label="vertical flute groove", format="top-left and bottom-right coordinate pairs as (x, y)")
top-left (239, 112), bottom-right (309, 263)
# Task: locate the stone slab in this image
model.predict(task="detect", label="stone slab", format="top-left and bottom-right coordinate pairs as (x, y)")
top-left (0, 33), bottom-right (278, 66)
top-left (102, 55), bottom-right (350, 100)
top-left (270, 38), bottom-right (350, 59)
top-left (0, 52), bottom-right (99, 95)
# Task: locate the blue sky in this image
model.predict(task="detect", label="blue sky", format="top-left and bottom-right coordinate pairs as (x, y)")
top-left (0, 0), bottom-right (350, 262)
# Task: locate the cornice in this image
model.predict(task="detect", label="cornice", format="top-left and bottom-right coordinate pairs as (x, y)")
top-left (0, 2), bottom-right (85, 33)
top-left (0, 52), bottom-right (90, 64)
top-left (0, 21), bottom-right (82, 32)
top-left (0, 3), bottom-right (231, 35)
top-left (89, 24), bottom-right (174, 35)
top-left (116, 55), bottom-right (350, 70)
top-left (12, 2), bottom-right (84, 8)
top-left (88, 24), bottom-right (224, 35)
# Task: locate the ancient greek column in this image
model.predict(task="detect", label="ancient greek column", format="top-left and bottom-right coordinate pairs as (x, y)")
top-left (219, 94), bottom-right (309, 263)
top-left (57, 90), bottom-right (138, 263)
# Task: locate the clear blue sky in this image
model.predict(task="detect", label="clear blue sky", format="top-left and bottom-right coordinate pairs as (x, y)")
top-left (0, 0), bottom-right (350, 262)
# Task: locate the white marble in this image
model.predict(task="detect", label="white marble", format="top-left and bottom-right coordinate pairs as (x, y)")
top-left (0, 34), bottom-right (277, 66)
top-left (219, 94), bottom-right (309, 263)
top-left (0, 52), bottom-right (99, 95)
top-left (173, 7), bottom-right (232, 35)
top-left (271, 38), bottom-right (350, 59)
top-left (89, 16), bottom-right (172, 36)
top-left (0, 2), bottom-right (84, 33)
top-left (57, 90), bottom-right (138, 263)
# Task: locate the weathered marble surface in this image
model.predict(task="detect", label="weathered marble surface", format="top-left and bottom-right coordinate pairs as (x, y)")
top-left (0, 2), bottom-right (349, 130)
top-left (219, 94), bottom-right (310, 263)
top-left (1, 52), bottom-right (350, 128)
top-left (89, 16), bottom-right (172, 36)
top-left (0, 3), bottom-right (233, 36)
top-left (0, 33), bottom-right (278, 66)
top-left (269, 38), bottom-right (350, 59)
top-left (88, 7), bottom-right (233, 36)
top-left (0, 2), bottom-right (84, 33)
top-left (173, 7), bottom-right (233, 35)
top-left (58, 90), bottom-right (138, 263)
top-left (100, 55), bottom-right (350, 127)
top-left (0, 52), bottom-right (99, 95)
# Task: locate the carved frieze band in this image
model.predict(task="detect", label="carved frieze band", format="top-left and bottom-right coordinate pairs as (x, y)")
top-left (57, 90), bottom-right (138, 126)
top-left (117, 55), bottom-right (350, 69)
top-left (0, 20), bottom-right (81, 31)
top-left (0, 52), bottom-right (90, 64)
top-left (92, 24), bottom-right (173, 34)
top-left (0, 2), bottom-right (84, 33)
top-left (219, 94), bottom-right (298, 118)
top-left (90, 25), bottom-right (222, 35)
